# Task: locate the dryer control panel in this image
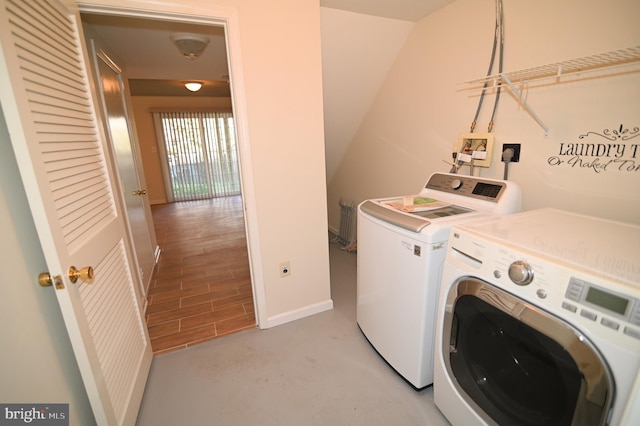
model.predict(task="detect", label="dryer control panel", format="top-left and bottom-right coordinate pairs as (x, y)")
top-left (564, 277), bottom-right (640, 341)
top-left (447, 224), bottom-right (640, 352)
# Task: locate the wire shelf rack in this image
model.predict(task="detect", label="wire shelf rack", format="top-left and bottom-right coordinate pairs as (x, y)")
top-left (466, 45), bottom-right (640, 86)
top-left (462, 46), bottom-right (640, 135)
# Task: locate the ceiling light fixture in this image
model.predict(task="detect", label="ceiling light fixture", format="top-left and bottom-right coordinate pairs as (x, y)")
top-left (170, 33), bottom-right (210, 60)
top-left (184, 82), bottom-right (203, 92)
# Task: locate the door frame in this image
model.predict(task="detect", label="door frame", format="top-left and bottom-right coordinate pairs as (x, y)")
top-left (76, 0), bottom-right (265, 328)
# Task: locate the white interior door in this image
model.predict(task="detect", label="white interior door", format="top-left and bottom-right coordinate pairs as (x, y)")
top-left (91, 43), bottom-right (156, 295)
top-left (0, 0), bottom-right (152, 424)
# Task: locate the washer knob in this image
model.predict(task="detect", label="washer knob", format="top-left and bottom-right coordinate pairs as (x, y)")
top-left (508, 260), bottom-right (534, 286)
top-left (451, 179), bottom-right (462, 190)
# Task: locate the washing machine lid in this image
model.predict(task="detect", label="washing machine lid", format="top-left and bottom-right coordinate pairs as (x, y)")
top-left (360, 200), bottom-right (473, 233)
top-left (359, 173), bottom-right (521, 233)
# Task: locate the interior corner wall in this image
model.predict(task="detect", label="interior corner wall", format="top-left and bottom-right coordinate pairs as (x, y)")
top-left (233, 0), bottom-right (332, 322)
top-left (327, 0), bottom-right (640, 229)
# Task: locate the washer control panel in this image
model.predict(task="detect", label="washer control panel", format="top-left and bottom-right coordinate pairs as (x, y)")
top-left (424, 173), bottom-right (506, 202)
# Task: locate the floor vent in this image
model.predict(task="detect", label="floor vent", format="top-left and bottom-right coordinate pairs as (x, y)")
top-left (334, 199), bottom-right (357, 251)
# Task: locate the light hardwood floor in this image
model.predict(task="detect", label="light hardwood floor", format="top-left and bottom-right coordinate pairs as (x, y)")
top-left (145, 196), bottom-right (256, 354)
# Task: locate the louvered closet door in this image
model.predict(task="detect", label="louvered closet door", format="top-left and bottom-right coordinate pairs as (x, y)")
top-left (0, 0), bottom-right (152, 424)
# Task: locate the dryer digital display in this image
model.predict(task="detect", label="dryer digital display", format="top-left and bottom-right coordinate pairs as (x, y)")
top-left (586, 286), bottom-right (630, 315)
top-left (566, 277), bottom-right (637, 319)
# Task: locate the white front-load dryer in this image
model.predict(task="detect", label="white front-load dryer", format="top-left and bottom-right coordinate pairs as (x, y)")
top-left (434, 209), bottom-right (640, 425)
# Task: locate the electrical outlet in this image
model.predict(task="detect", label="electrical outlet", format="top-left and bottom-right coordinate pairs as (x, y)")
top-left (280, 261), bottom-right (291, 277)
top-left (502, 143), bottom-right (521, 162)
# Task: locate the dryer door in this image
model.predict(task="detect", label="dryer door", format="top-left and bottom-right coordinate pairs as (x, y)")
top-left (442, 278), bottom-right (614, 426)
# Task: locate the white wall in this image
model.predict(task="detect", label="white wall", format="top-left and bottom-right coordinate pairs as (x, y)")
top-left (326, 0), bottom-right (640, 229)
top-left (234, 0), bottom-right (332, 322)
top-left (0, 107), bottom-right (95, 425)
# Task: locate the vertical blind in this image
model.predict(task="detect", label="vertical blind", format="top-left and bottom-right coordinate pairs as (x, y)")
top-left (155, 112), bottom-right (240, 201)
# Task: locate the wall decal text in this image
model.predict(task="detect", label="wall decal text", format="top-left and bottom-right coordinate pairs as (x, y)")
top-left (547, 124), bottom-right (640, 173)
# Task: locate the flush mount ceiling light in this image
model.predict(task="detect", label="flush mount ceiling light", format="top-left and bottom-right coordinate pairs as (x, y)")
top-left (170, 33), bottom-right (210, 60)
top-left (184, 81), bottom-right (203, 92)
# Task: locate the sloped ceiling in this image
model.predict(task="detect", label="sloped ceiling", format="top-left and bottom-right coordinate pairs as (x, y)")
top-left (321, 0), bottom-right (455, 22)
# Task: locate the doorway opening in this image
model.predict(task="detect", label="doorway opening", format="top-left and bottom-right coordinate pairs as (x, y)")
top-left (80, 8), bottom-right (261, 351)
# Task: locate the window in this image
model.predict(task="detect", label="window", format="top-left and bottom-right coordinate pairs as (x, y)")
top-left (154, 111), bottom-right (240, 201)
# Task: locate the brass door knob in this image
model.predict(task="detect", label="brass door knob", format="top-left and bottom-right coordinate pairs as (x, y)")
top-left (131, 189), bottom-right (147, 196)
top-left (68, 266), bottom-right (94, 283)
top-left (38, 273), bottom-right (64, 289)
top-left (38, 272), bottom-right (53, 286)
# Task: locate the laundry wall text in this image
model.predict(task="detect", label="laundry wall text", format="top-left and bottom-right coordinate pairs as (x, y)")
top-left (547, 124), bottom-right (640, 173)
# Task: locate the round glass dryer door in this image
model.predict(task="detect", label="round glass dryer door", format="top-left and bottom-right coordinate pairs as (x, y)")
top-left (442, 278), bottom-right (614, 426)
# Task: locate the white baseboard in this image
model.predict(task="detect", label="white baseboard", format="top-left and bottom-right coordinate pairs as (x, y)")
top-left (263, 299), bottom-right (334, 329)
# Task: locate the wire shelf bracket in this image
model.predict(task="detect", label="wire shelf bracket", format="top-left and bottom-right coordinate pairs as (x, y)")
top-left (500, 74), bottom-right (549, 136)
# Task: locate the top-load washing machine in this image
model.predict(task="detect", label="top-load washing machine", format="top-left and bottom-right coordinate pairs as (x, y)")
top-left (434, 208), bottom-right (640, 425)
top-left (356, 172), bottom-right (521, 389)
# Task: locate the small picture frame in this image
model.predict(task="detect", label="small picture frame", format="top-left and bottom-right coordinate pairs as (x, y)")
top-left (456, 133), bottom-right (494, 168)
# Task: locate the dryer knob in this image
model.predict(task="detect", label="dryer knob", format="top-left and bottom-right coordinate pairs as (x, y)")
top-left (451, 179), bottom-right (462, 190)
top-left (508, 260), bottom-right (534, 286)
